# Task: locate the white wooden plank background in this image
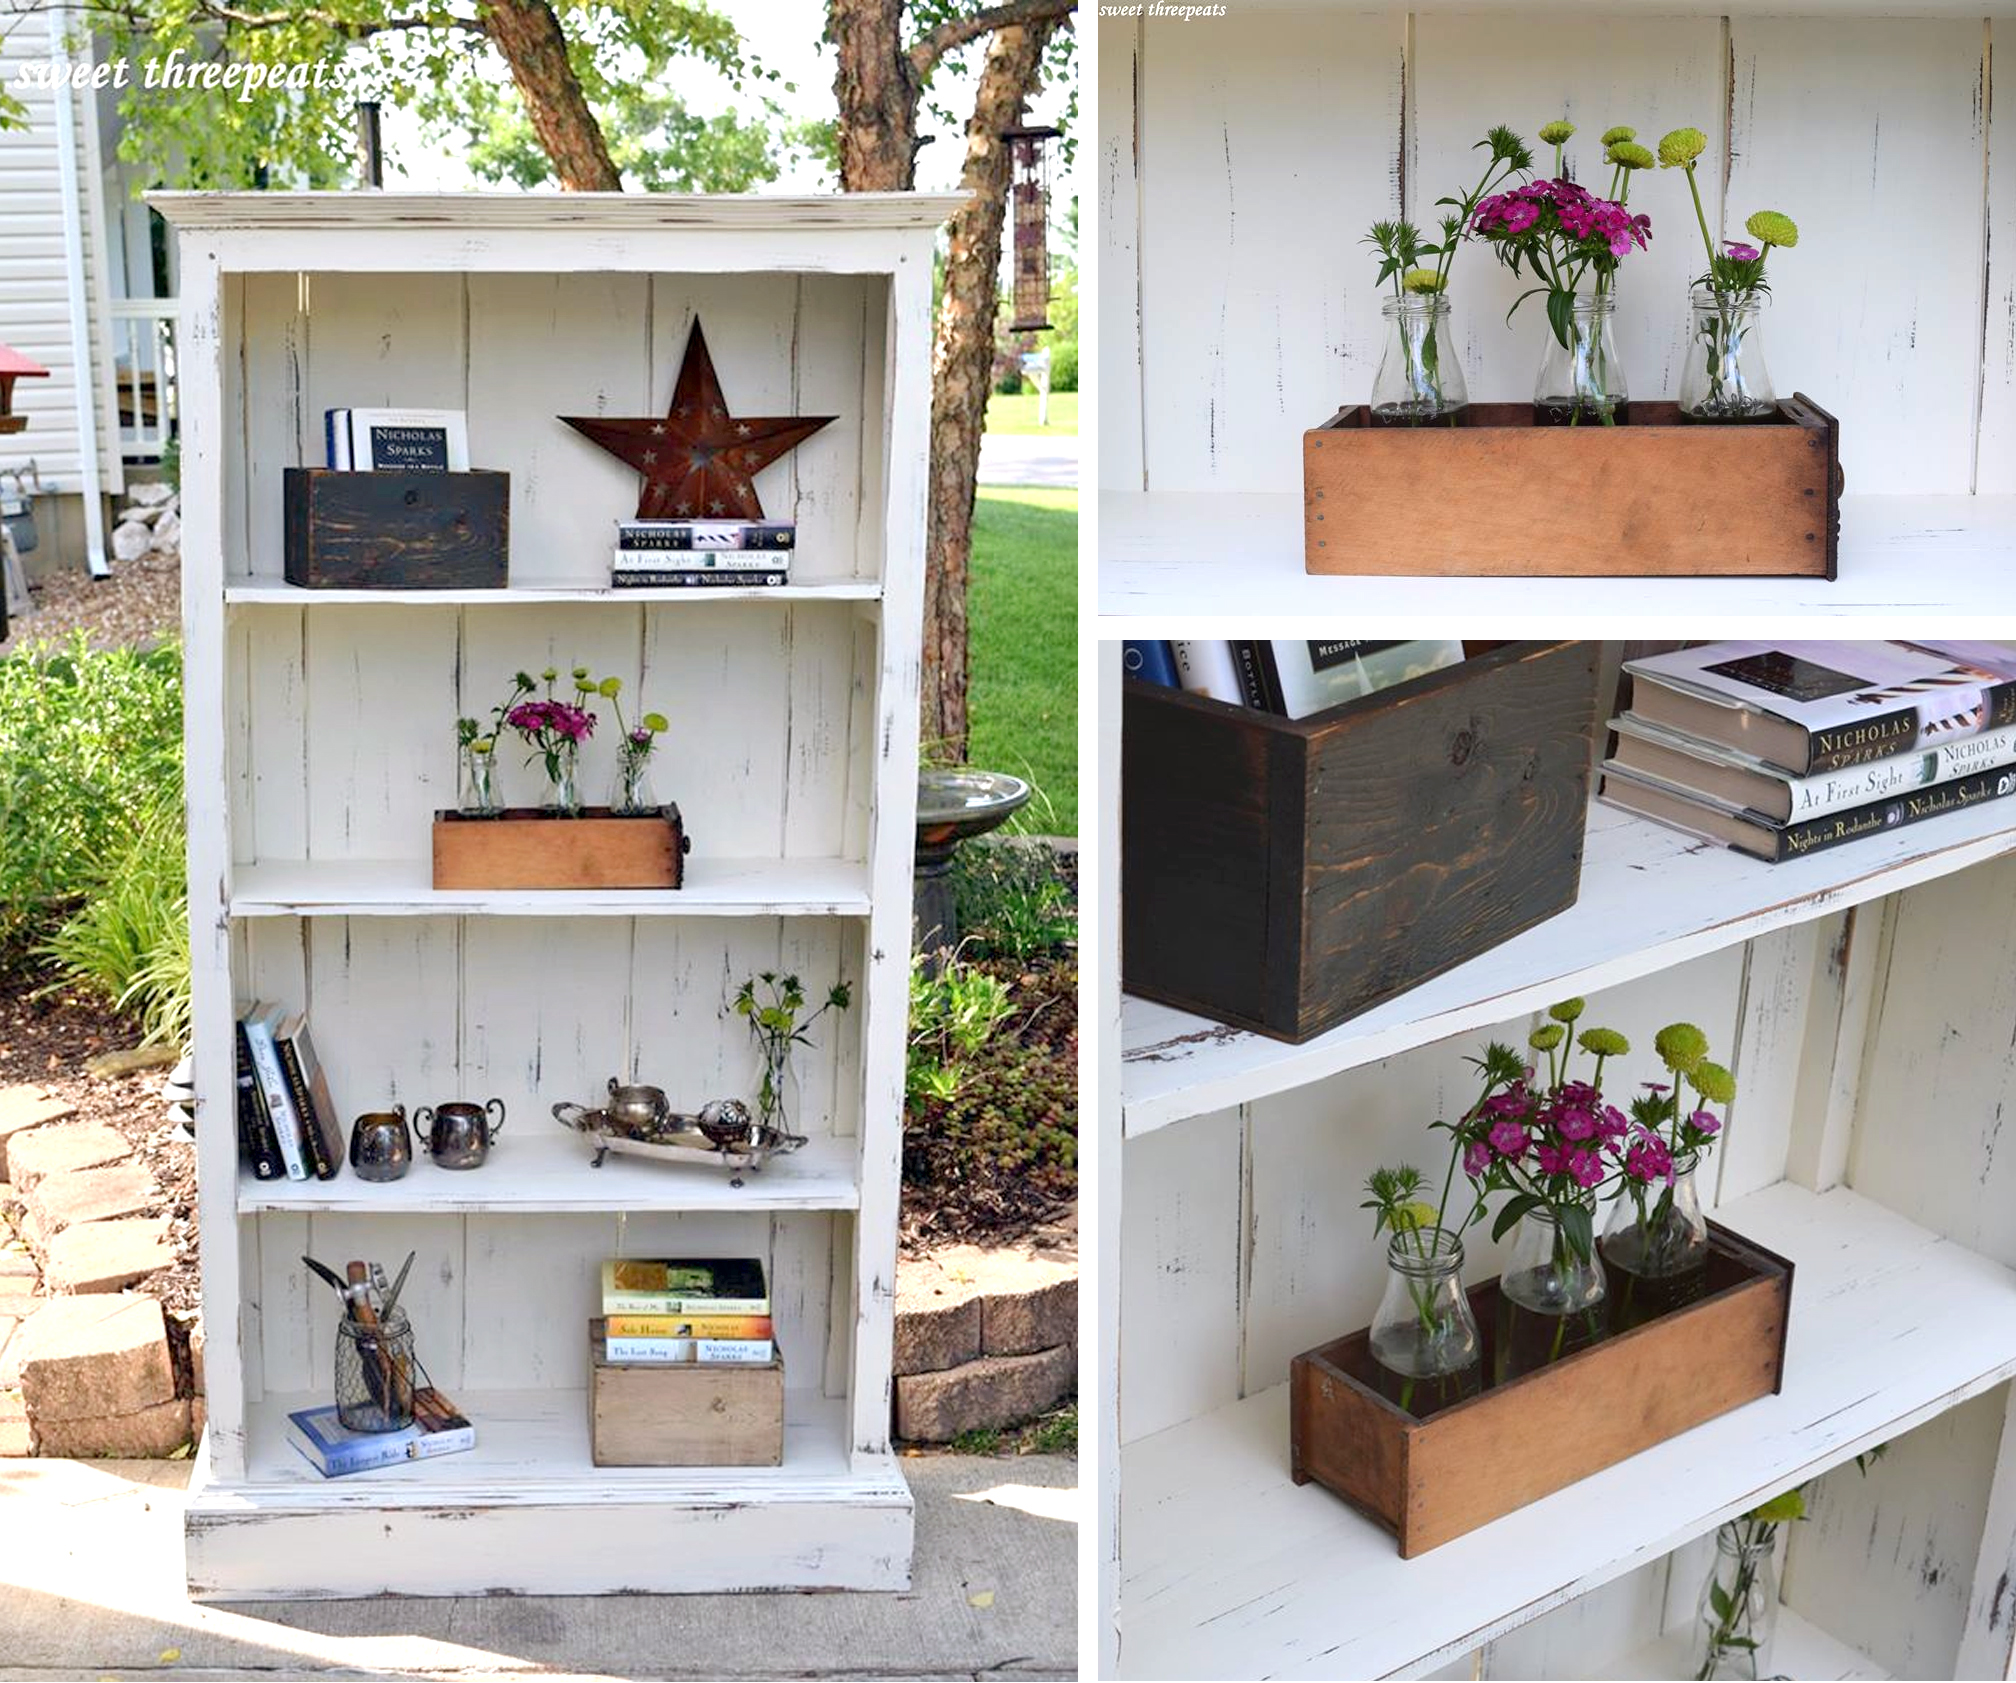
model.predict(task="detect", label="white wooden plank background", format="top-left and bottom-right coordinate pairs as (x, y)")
top-left (1136, 8), bottom-right (1403, 492)
top-left (1103, 13), bottom-right (2016, 500)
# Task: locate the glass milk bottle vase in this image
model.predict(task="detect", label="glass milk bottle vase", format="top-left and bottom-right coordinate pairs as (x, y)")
top-left (1694, 1522), bottom-right (1779, 1680)
top-left (1679, 287), bottom-right (1778, 422)
top-left (1367, 1228), bottom-right (1482, 1415)
top-left (1533, 292), bottom-right (1629, 426)
top-left (1601, 1148), bottom-right (1712, 1328)
top-left (1495, 1206), bottom-right (1606, 1381)
top-left (457, 740), bottom-right (503, 817)
top-left (1369, 296), bottom-right (1470, 427)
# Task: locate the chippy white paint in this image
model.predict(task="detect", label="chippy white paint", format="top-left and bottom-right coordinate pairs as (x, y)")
top-left (1105, 640), bottom-right (2016, 1679)
top-left (162, 192), bottom-right (952, 1598)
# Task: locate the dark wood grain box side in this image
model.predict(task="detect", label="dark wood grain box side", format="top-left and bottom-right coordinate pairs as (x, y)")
top-left (1121, 681), bottom-right (1308, 1036)
top-left (282, 467), bottom-right (511, 589)
top-left (1288, 641), bottom-right (1598, 1040)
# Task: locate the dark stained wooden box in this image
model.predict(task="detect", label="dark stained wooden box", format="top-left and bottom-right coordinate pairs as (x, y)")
top-left (1290, 1222), bottom-right (1793, 1556)
top-left (283, 467), bottom-right (510, 589)
top-left (1304, 394), bottom-right (1841, 578)
top-left (432, 804), bottom-right (688, 890)
top-left (1121, 642), bottom-right (1599, 1043)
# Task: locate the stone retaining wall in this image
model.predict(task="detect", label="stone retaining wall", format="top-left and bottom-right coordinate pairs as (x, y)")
top-left (893, 1240), bottom-right (1076, 1441)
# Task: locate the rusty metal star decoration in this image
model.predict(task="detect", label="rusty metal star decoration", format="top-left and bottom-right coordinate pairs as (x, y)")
top-left (559, 319), bottom-right (835, 521)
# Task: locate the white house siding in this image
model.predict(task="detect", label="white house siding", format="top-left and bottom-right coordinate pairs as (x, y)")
top-left (0, 17), bottom-right (124, 499)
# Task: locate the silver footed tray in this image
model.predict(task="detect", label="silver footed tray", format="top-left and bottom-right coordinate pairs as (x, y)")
top-left (551, 1098), bottom-right (807, 1183)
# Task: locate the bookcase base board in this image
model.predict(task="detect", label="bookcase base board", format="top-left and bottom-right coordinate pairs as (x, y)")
top-left (184, 1467), bottom-right (913, 1598)
top-left (1302, 395), bottom-right (1842, 578)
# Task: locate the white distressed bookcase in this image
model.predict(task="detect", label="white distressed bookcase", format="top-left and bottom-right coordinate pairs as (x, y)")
top-left (1099, 640), bottom-right (2016, 1679)
top-left (158, 191), bottom-right (960, 1598)
top-left (1098, 3), bottom-right (2016, 613)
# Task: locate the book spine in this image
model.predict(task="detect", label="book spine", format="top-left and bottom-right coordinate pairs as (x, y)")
top-left (615, 525), bottom-right (795, 551)
top-left (1775, 765), bottom-right (2016, 861)
top-left (612, 550), bottom-right (788, 571)
top-left (604, 1336), bottom-right (694, 1363)
top-left (1786, 724), bottom-right (2016, 820)
top-left (295, 1427), bottom-right (421, 1476)
top-left (602, 1314), bottom-right (775, 1338)
top-left (404, 1425), bottom-right (478, 1460)
top-left (1228, 642), bottom-right (1275, 713)
top-left (695, 1339), bottom-right (774, 1363)
top-left (241, 1014), bottom-right (307, 1181)
top-left (1805, 705), bottom-right (1921, 774)
top-left (274, 1035), bottom-right (336, 1181)
top-left (235, 1022), bottom-right (282, 1181)
top-left (1122, 640), bottom-right (1179, 688)
top-left (1170, 640), bottom-right (1242, 705)
top-left (610, 571), bottom-right (788, 589)
top-left (601, 1294), bottom-right (771, 1316)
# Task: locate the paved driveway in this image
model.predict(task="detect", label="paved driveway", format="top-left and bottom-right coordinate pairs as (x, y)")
top-left (978, 432), bottom-right (1079, 489)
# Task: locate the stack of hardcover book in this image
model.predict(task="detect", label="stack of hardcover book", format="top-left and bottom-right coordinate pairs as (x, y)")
top-left (612, 520), bottom-right (793, 589)
top-left (1601, 641), bottom-right (2016, 862)
top-left (286, 1387), bottom-right (475, 1477)
top-left (1126, 638), bottom-right (1465, 718)
top-left (591, 1257), bottom-right (774, 1364)
top-left (235, 1002), bottom-right (345, 1182)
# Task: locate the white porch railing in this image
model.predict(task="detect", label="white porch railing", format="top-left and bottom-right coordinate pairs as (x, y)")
top-left (109, 298), bottom-right (178, 461)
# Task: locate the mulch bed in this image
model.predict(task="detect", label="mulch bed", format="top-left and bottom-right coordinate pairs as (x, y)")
top-left (0, 977), bottom-right (200, 1320)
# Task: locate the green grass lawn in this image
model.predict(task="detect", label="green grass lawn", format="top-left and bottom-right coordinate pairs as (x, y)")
top-left (983, 390), bottom-right (1078, 436)
top-left (967, 486), bottom-right (1076, 836)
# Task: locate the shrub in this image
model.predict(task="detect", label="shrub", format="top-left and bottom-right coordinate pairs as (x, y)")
top-left (951, 840), bottom-right (1074, 963)
top-left (906, 955), bottom-right (1015, 1107)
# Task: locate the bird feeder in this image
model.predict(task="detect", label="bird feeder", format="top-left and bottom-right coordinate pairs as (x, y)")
top-left (1005, 125), bottom-right (1062, 334)
top-left (0, 341), bottom-right (50, 435)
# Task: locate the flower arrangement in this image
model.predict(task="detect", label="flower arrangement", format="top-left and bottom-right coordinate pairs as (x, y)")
top-left (1660, 125), bottom-right (1800, 420)
top-left (596, 675), bottom-right (670, 815)
top-left (506, 666), bottom-right (600, 815)
top-left (733, 971), bottom-right (852, 1139)
top-left (454, 673), bottom-right (537, 817)
top-left (1365, 995), bottom-right (1738, 1388)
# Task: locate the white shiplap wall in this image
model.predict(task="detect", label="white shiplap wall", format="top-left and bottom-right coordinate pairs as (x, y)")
top-left (1100, 9), bottom-right (2016, 500)
top-left (0, 23), bottom-right (121, 492)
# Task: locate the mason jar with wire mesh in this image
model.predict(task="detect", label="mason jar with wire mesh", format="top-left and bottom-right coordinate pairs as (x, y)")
top-left (334, 1308), bottom-right (416, 1433)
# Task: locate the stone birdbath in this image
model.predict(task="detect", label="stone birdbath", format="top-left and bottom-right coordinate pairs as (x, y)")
top-left (914, 768), bottom-right (1031, 970)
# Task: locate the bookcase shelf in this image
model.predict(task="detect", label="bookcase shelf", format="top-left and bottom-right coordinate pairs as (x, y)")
top-left (226, 581), bottom-right (884, 606)
top-left (237, 1130), bottom-right (861, 1214)
top-left (166, 190), bottom-right (951, 1601)
top-left (1122, 796), bottom-right (2016, 1138)
top-left (228, 857), bottom-right (872, 918)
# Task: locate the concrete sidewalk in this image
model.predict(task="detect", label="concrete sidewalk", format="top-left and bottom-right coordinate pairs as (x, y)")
top-left (0, 1454), bottom-right (1078, 1681)
top-left (976, 434), bottom-right (1078, 489)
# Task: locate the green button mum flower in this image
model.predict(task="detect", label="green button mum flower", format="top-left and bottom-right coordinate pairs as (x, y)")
top-left (1391, 1200), bottom-right (1438, 1234)
top-left (1655, 1022), bottom-right (1710, 1073)
top-left (1694, 1060), bottom-right (1738, 1105)
top-left (1658, 126), bottom-right (1708, 168)
top-left (1538, 119), bottom-right (1576, 145)
top-left (1401, 267), bottom-right (1446, 294)
top-left (1607, 141), bottom-right (1655, 171)
top-left (1529, 1024), bottom-right (1566, 1051)
top-left (1745, 209), bottom-right (1799, 248)
top-left (1601, 125), bottom-right (1636, 146)
top-left (1578, 1027), bottom-right (1630, 1059)
top-left (1548, 996), bottom-right (1586, 1024)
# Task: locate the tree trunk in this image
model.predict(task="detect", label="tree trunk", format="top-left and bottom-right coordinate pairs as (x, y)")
top-left (921, 19), bottom-right (1056, 761)
top-left (828, 0), bottom-right (919, 190)
top-left (478, 0), bottom-right (622, 191)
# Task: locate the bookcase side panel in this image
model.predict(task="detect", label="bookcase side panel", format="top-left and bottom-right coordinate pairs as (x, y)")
top-left (465, 270), bottom-right (651, 591)
top-left (1982, 26), bottom-right (2016, 496)
top-left (1848, 852), bottom-right (2016, 1266)
top-left (1098, 11), bottom-right (1144, 496)
top-left (1119, 1107), bottom-right (1244, 1446)
top-left (303, 606), bottom-right (458, 859)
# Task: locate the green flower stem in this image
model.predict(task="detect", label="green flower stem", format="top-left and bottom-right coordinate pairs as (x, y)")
top-left (1436, 155), bottom-right (1520, 292)
top-left (1684, 163), bottom-right (1719, 272)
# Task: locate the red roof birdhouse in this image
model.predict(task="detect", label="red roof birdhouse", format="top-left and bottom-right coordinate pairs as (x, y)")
top-left (0, 341), bottom-right (50, 436)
